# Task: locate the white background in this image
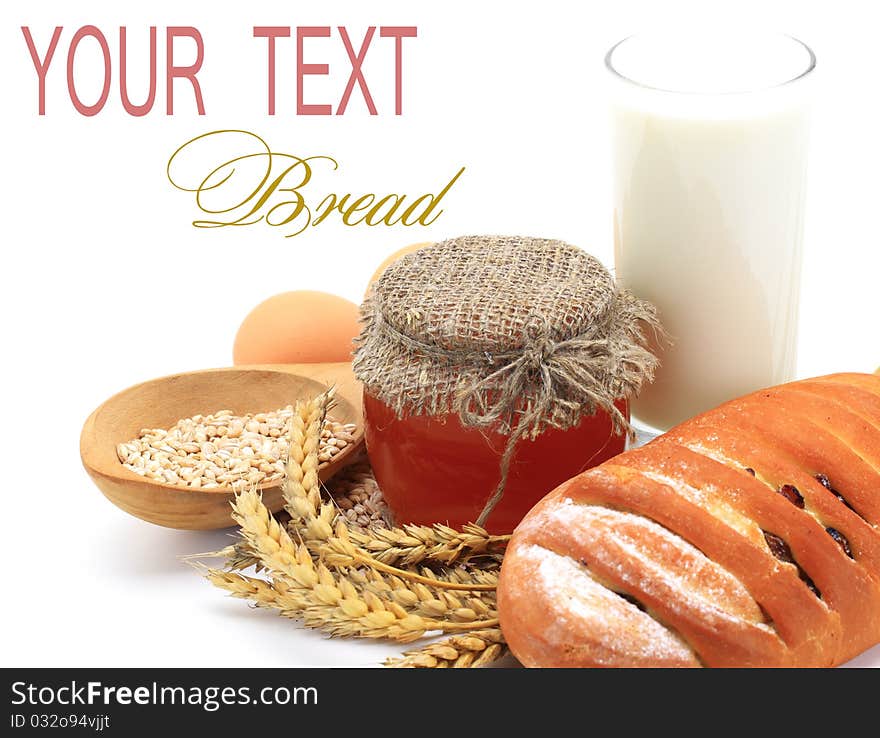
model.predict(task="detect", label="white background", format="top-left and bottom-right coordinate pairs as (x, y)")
top-left (1, 0), bottom-right (878, 667)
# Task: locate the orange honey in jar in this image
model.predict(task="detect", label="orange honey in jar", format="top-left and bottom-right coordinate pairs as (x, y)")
top-left (364, 393), bottom-right (629, 533)
top-left (354, 236), bottom-right (662, 534)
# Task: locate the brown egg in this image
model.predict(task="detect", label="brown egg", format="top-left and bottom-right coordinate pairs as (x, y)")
top-left (365, 241), bottom-right (432, 294)
top-left (233, 291), bottom-right (360, 365)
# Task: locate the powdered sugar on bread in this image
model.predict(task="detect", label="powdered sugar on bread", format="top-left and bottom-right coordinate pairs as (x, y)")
top-left (511, 543), bottom-right (698, 666)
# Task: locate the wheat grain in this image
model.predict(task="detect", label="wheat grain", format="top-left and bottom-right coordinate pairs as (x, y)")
top-left (118, 404), bottom-right (354, 491)
top-left (328, 460), bottom-right (391, 530)
top-left (472, 643), bottom-right (505, 667)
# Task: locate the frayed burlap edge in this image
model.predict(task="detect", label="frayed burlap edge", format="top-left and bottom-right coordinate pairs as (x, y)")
top-left (353, 239), bottom-right (665, 525)
top-left (355, 289), bottom-right (662, 439)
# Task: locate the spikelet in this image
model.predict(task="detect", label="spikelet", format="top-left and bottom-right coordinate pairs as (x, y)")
top-left (385, 629), bottom-right (507, 668)
top-left (196, 387), bottom-right (511, 665)
top-left (225, 486), bottom-right (498, 643)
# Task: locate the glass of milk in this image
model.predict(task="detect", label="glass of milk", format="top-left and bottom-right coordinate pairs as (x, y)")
top-left (607, 31), bottom-right (815, 431)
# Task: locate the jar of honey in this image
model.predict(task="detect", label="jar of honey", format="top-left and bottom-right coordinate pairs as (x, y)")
top-left (354, 235), bottom-right (661, 533)
top-left (363, 392), bottom-right (629, 533)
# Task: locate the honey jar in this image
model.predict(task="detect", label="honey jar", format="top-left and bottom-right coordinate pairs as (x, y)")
top-left (354, 235), bottom-right (661, 533)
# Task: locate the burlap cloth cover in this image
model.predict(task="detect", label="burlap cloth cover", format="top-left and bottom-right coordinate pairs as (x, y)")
top-left (354, 235), bottom-right (663, 524)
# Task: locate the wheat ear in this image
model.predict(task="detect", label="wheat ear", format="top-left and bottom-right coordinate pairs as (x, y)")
top-left (230, 487), bottom-right (498, 642)
top-left (385, 628), bottom-right (507, 668)
top-left (280, 392), bottom-right (495, 592)
top-left (184, 383), bottom-right (332, 574)
top-left (350, 523), bottom-right (509, 567)
top-left (207, 561), bottom-right (499, 624)
top-left (198, 534), bottom-right (499, 619)
top-left (283, 387), bottom-right (333, 537)
top-left (184, 542), bottom-right (263, 572)
top-left (202, 552), bottom-right (498, 624)
top-left (199, 567), bottom-right (307, 613)
top-left (203, 388), bottom-right (331, 572)
top-left (349, 566), bottom-right (497, 622)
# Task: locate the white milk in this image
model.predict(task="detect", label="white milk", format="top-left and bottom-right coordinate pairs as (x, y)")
top-left (607, 32), bottom-right (814, 430)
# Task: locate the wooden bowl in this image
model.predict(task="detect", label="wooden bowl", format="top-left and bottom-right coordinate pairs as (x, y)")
top-left (80, 363), bottom-right (364, 530)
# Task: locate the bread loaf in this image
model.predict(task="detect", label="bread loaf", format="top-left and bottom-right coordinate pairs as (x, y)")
top-left (497, 373), bottom-right (880, 667)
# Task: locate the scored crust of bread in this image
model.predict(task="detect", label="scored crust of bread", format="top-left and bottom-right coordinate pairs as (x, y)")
top-left (497, 372), bottom-right (880, 667)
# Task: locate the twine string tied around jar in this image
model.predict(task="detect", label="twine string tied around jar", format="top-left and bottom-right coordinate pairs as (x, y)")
top-left (372, 312), bottom-right (637, 525)
top-left (353, 236), bottom-right (664, 528)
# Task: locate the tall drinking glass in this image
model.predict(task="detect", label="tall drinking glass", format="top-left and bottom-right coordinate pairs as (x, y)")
top-left (607, 31), bottom-right (815, 430)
